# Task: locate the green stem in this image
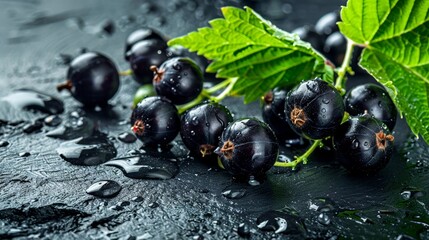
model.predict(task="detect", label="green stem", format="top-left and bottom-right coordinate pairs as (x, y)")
top-left (177, 77), bottom-right (237, 114)
top-left (334, 39), bottom-right (355, 94)
top-left (205, 78), bottom-right (233, 94)
top-left (211, 78), bottom-right (238, 102)
top-left (120, 69), bottom-right (133, 76)
top-left (274, 140), bottom-right (322, 169)
top-left (178, 94), bottom-right (205, 114)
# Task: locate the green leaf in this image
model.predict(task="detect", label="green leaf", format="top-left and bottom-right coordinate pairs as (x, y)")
top-left (169, 7), bottom-right (333, 103)
top-left (339, 0), bottom-right (429, 143)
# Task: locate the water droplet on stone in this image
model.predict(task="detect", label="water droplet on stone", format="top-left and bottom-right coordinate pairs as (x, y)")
top-left (44, 115), bottom-right (62, 127)
top-left (248, 176), bottom-right (260, 186)
top-left (148, 202), bottom-right (159, 208)
top-left (56, 133), bottom-right (117, 166)
top-left (237, 223), bottom-right (251, 238)
top-left (22, 120), bottom-right (43, 133)
top-left (86, 180), bottom-right (122, 198)
top-left (104, 155), bottom-right (179, 180)
top-left (19, 152), bottom-right (31, 157)
top-left (256, 210), bottom-right (306, 235)
top-left (117, 201), bottom-right (130, 207)
top-left (46, 115), bottom-right (95, 140)
top-left (222, 186), bottom-right (247, 199)
top-left (308, 198), bottom-right (337, 212)
top-left (0, 141), bottom-right (9, 147)
top-left (1, 89), bottom-right (64, 114)
top-left (118, 132), bottom-right (137, 143)
top-left (132, 196), bottom-right (144, 202)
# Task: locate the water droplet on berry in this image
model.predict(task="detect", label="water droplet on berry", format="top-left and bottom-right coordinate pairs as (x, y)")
top-left (192, 116), bottom-right (199, 125)
top-left (306, 81), bottom-right (319, 93)
top-left (173, 63), bottom-right (182, 70)
top-left (317, 213), bottom-right (331, 225)
top-left (322, 98), bottom-right (330, 104)
top-left (363, 141), bottom-right (370, 150)
top-left (351, 139), bottom-right (360, 149)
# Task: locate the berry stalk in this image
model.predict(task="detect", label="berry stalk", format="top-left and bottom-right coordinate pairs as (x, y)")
top-left (274, 140), bottom-right (322, 169)
top-left (177, 77), bottom-right (237, 114)
top-left (334, 38), bottom-right (355, 94)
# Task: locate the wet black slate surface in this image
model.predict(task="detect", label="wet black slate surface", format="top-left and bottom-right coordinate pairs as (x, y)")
top-left (1, 0), bottom-right (428, 239)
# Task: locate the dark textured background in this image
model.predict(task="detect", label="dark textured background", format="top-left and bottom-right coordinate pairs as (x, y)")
top-left (1, 0), bottom-right (428, 239)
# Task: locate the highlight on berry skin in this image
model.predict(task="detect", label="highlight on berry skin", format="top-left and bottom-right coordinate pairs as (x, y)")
top-left (130, 96), bottom-right (180, 146)
top-left (284, 79), bottom-right (345, 140)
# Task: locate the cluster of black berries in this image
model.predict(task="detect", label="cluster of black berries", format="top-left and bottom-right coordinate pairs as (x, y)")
top-left (124, 29), bottom-right (279, 179)
top-left (262, 79), bottom-right (397, 175)
top-left (56, 24), bottom-right (397, 178)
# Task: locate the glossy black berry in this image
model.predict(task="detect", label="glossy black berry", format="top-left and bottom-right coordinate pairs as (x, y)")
top-left (180, 102), bottom-right (233, 158)
top-left (124, 28), bottom-right (166, 61)
top-left (315, 11), bottom-right (340, 38)
top-left (130, 96), bottom-right (180, 145)
top-left (333, 116), bottom-right (394, 174)
top-left (128, 39), bottom-right (168, 84)
top-left (216, 118), bottom-right (279, 177)
top-left (262, 89), bottom-right (300, 141)
top-left (323, 31), bottom-right (346, 67)
top-left (292, 26), bottom-right (324, 52)
top-left (344, 84), bottom-right (397, 131)
top-left (57, 52), bottom-right (119, 107)
top-left (285, 79), bottom-right (344, 140)
top-left (152, 57), bottom-right (203, 105)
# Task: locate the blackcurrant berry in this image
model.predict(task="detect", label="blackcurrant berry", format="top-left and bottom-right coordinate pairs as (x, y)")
top-left (333, 116), bottom-right (394, 174)
top-left (57, 52), bottom-right (119, 107)
top-left (285, 79), bottom-right (344, 140)
top-left (315, 11), bottom-right (340, 38)
top-left (180, 102), bottom-right (233, 158)
top-left (152, 57), bottom-right (203, 105)
top-left (323, 31), bottom-right (346, 67)
top-left (262, 89), bottom-right (300, 141)
top-left (124, 28), bottom-right (166, 61)
top-left (216, 118), bottom-right (279, 177)
top-left (344, 84), bottom-right (397, 131)
top-left (128, 39), bottom-right (168, 85)
top-left (130, 96), bottom-right (180, 145)
top-left (292, 26), bottom-right (324, 52)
